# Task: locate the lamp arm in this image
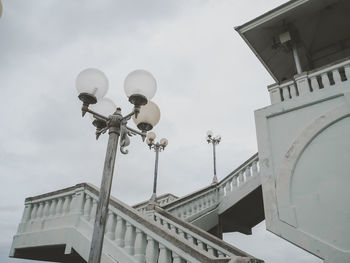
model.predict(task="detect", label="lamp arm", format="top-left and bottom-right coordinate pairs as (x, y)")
top-left (83, 107), bottom-right (109, 121)
top-left (125, 125), bottom-right (147, 139)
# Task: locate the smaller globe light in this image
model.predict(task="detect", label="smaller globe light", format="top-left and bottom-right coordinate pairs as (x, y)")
top-left (207, 130), bottom-right (213, 138)
top-left (146, 137), bottom-right (152, 145)
top-left (147, 131), bottom-right (156, 141)
top-left (90, 98), bottom-right (116, 129)
top-left (132, 101), bottom-right (160, 131)
top-left (124, 70), bottom-right (157, 106)
top-left (160, 138), bottom-right (168, 147)
top-left (76, 68), bottom-right (109, 105)
top-left (215, 135), bottom-right (222, 141)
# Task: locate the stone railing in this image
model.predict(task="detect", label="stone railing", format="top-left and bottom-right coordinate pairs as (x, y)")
top-left (162, 153), bottom-right (259, 221)
top-left (268, 58), bottom-right (350, 104)
top-left (133, 193), bottom-right (178, 213)
top-left (13, 183), bottom-right (261, 263)
top-left (163, 185), bottom-right (219, 221)
top-left (218, 153), bottom-right (259, 198)
top-left (152, 207), bottom-right (259, 261)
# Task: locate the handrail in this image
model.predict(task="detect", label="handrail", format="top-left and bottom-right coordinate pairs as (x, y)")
top-left (154, 207), bottom-right (256, 259)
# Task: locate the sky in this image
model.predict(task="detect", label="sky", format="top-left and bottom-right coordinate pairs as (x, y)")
top-left (0, 0), bottom-right (322, 262)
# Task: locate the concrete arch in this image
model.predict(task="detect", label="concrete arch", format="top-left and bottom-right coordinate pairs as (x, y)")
top-left (276, 105), bottom-right (350, 227)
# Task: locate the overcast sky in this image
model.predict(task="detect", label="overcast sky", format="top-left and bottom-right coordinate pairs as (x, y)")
top-left (0, 1), bottom-right (322, 262)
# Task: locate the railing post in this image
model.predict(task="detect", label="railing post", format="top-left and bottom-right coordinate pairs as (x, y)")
top-left (295, 73), bottom-right (310, 96)
top-left (267, 83), bottom-right (281, 104)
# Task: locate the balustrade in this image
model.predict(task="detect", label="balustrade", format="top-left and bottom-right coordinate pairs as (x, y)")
top-left (15, 181), bottom-right (262, 263)
top-left (269, 59), bottom-right (350, 104)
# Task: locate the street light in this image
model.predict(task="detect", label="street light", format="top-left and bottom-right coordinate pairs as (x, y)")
top-left (76, 68), bottom-right (161, 263)
top-left (206, 130), bottom-right (221, 184)
top-left (145, 132), bottom-right (168, 210)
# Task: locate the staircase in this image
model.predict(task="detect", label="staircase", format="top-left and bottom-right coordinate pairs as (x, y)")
top-left (135, 153), bottom-right (264, 236)
top-left (10, 182), bottom-right (263, 263)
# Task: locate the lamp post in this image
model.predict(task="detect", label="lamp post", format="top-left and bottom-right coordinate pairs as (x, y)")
top-left (145, 132), bottom-right (168, 210)
top-left (76, 68), bottom-right (161, 263)
top-left (206, 131), bottom-right (221, 184)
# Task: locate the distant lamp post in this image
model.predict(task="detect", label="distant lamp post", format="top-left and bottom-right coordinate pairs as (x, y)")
top-left (76, 68), bottom-right (161, 263)
top-left (146, 131), bottom-right (168, 210)
top-left (206, 130), bottom-right (221, 184)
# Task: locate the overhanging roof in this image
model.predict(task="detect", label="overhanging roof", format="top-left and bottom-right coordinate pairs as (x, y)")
top-left (236, 0), bottom-right (350, 82)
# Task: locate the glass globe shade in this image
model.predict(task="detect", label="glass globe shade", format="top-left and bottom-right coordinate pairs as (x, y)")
top-left (207, 130), bottom-right (213, 137)
top-left (147, 131), bottom-right (156, 141)
top-left (124, 70), bottom-right (157, 101)
top-left (76, 68), bottom-right (109, 101)
top-left (90, 98), bottom-right (116, 118)
top-left (216, 135), bottom-right (222, 141)
top-left (160, 138), bottom-right (168, 147)
top-left (132, 101), bottom-right (160, 131)
top-left (146, 137), bottom-right (152, 145)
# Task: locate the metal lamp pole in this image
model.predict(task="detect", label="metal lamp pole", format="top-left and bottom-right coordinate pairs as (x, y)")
top-left (146, 132), bottom-right (168, 210)
top-left (76, 68), bottom-right (161, 263)
top-left (206, 131), bottom-right (221, 184)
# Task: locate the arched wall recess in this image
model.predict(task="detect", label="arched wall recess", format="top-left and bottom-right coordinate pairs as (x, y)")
top-left (276, 105), bottom-right (350, 227)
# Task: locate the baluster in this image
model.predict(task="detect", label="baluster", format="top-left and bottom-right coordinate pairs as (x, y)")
top-left (225, 179), bottom-right (232, 194)
top-left (49, 199), bottom-right (57, 217)
top-left (231, 176), bottom-right (238, 189)
top-left (245, 165), bottom-right (252, 179)
top-left (178, 228), bottom-right (186, 239)
top-left (169, 223), bottom-right (177, 233)
top-left (172, 252), bottom-right (184, 263)
top-left (187, 234), bottom-right (195, 244)
top-left (115, 216), bottom-right (126, 247)
top-left (124, 222), bottom-right (136, 254)
top-left (197, 240), bottom-right (206, 251)
top-left (62, 196), bottom-right (70, 215)
top-left (200, 196), bottom-right (205, 209)
top-left (30, 203), bottom-right (38, 220)
top-left (208, 193), bottom-right (213, 206)
top-left (21, 203), bottom-right (32, 223)
top-left (36, 202), bottom-right (44, 219)
top-left (321, 72), bottom-right (330, 89)
top-left (238, 171), bottom-right (244, 186)
top-left (187, 204), bottom-right (192, 217)
top-left (192, 200), bottom-right (197, 214)
top-left (134, 228), bottom-right (146, 262)
top-left (207, 245), bottom-right (215, 256)
top-left (83, 196), bottom-right (92, 220)
top-left (63, 197), bottom-right (70, 215)
top-left (219, 186), bottom-right (224, 197)
top-left (158, 244), bottom-right (172, 263)
top-left (145, 236), bottom-right (159, 263)
top-left (281, 86), bottom-right (290, 101)
top-left (43, 201), bottom-right (50, 218)
top-left (345, 65), bottom-right (350, 81)
top-left (56, 198), bottom-right (63, 216)
top-left (90, 199), bottom-right (97, 222)
top-left (332, 69), bottom-right (342, 84)
top-left (252, 160), bottom-right (258, 176)
top-left (310, 76), bottom-right (320, 90)
top-left (105, 211), bottom-right (115, 239)
top-left (218, 251), bottom-right (226, 258)
top-left (289, 84), bottom-right (297, 98)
